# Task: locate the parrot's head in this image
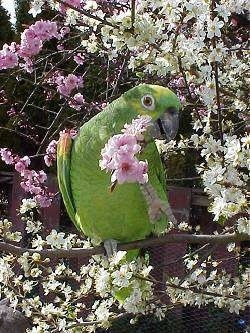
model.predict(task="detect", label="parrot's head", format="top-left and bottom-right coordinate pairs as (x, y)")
top-left (123, 84), bottom-right (181, 141)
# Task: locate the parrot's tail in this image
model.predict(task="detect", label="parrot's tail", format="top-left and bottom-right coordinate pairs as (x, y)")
top-left (125, 249), bottom-right (139, 261)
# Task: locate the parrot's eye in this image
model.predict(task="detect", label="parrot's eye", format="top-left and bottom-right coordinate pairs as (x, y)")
top-left (141, 94), bottom-right (155, 111)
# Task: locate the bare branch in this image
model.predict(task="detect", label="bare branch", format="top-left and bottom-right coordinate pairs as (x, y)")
top-left (131, 0), bottom-right (136, 31)
top-left (0, 127), bottom-right (39, 145)
top-left (166, 176), bottom-right (201, 182)
top-left (55, 0), bottom-right (116, 27)
top-left (0, 233), bottom-right (248, 259)
top-left (210, 0), bottom-right (224, 149)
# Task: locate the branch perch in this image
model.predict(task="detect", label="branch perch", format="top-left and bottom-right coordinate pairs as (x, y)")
top-left (0, 233), bottom-right (248, 259)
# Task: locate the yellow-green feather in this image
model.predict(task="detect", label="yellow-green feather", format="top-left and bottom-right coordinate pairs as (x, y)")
top-left (57, 133), bottom-right (81, 232)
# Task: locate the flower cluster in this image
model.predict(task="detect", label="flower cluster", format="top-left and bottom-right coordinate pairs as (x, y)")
top-left (54, 73), bottom-right (83, 97)
top-left (19, 20), bottom-right (58, 59)
top-left (19, 198), bottom-right (37, 215)
top-left (167, 256), bottom-right (249, 315)
top-left (44, 140), bottom-right (58, 167)
top-left (198, 134), bottom-right (249, 222)
top-left (0, 219), bottom-right (22, 243)
top-left (0, 243), bottom-right (161, 332)
top-left (0, 43), bottom-right (18, 70)
top-left (0, 20), bottom-right (59, 72)
top-left (100, 115), bottom-right (152, 185)
top-left (46, 72), bottom-right (85, 110)
top-left (0, 148), bottom-right (53, 207)
top-left (237, 217), bottom-right (250, 235)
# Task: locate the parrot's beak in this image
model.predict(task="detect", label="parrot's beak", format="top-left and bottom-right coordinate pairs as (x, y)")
top-left (150, 107), bottom-right (179, 141)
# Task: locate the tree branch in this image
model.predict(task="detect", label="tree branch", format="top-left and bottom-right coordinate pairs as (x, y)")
top-left (55, 0), bottom-right (116, 27)
top-left (0, 233), bottom-right (248, 259)
top-left (0, 127), bottom-right (39, 145)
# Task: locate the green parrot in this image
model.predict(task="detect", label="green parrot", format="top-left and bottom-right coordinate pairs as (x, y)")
top-left (57, 84), bottom-right (180, 258)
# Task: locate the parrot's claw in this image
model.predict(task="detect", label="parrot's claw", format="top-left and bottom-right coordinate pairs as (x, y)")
top-left (148, 199), bottom-right (165, 221)
top-left (104, 239), bottom-right (118, 258)
top-left (140, 183), bottom-right (165, 223)
top-left (140, 183), bottom-right (178, 226)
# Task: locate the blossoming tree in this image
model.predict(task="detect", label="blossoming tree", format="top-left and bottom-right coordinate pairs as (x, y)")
top-left (0, 0), bottom-right (249, 332)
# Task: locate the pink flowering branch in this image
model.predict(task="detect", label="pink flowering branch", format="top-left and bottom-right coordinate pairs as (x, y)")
top-left (0, 20), bottom-right (60, 72)
top-left (0, 233), bottom-right (248, 259)
top-left (100, 115), bottom-right (152, 186)
top-left (0, 149), bottom-right (53, 207)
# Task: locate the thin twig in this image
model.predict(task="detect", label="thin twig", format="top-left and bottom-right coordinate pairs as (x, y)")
top-left (165, 281), bottom-right (250, 301)
top-left (111, 51), bottom-right (129, 97)
top-left (55, 0), bottom-right (116, 28)
top-left (166, 176), bottom-right (201, 182)
top-left (177, 57), bottom-right (203, 124)
top-left (0, 127), bottom-right (39, 145)
top-left (131, 0), bottom-right (136, 31)
top-left (210, 0), bottom-right (224, 149)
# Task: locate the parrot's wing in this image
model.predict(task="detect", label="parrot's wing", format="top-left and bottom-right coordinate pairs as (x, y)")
top-left (57, 132), bottom-right (82, 232)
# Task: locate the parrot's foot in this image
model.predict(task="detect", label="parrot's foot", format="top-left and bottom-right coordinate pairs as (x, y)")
top-left (148, 198), bottom-right (165, 221)
top-left (140, 183), bottom-right (178, 226)
top-left (104, 239), bottom-right (118, 258)
top-left (140, 183), bottom-right (164, 222)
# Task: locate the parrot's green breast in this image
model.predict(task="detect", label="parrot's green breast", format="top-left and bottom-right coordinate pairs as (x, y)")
top-left (69, 97), bottom-right (168, 243)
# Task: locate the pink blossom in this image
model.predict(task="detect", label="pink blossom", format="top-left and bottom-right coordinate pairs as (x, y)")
top-left (26, 183), bottom-right (42, 195)
top-left (0, 20), bottom-right (59, 71)
top-left (15, 156), bottom-right (31, 172)
top-left (100, 115), bottom-right (152, 185)
top-left (178, 93), bottom-right (186, 104)
top-left (100, 134), bottom-right (140, 171)
top-left (122, 115), bottom-right (152, 140)
top-left (57, 44), bottom-right (64, 51)
top-left (7, 107), bottom-right (17, 116)
top-left (111, 156), bottom-right (148, 184)
top-left (36, 170), bottom-right (47, 183)
top-left (60, 26), bottom-right (70, 38)
top-left (74, 53), bottom-right (85, 65)
top-left (19, 21), bottom-right (58, 60)
top-left (31, 20), bottom-right (58, 40)
top-left (61, 0), bottom-right (82, 9)
top-left (56, 74), bottom-right (83, 97)
top-left (230, 18), bottom-right (238, 27)
top-left (175, 76), bottom-right (185, 88)
top-left (0, 148), bottom-right (14, 164)
top-left (0, 44), bottom-right (18, 70)
top-left (44, 140), bottom-right (58, 167)
top-left (35, 193), bottom-right (52, 207)
top-left (20, 58), bottom-right (34, 73)
top-left (198, 108), bottom-right (208, 117)
top-left (1, 148), bottom-right (53, 208)
top-left (19, 38), bottom-right (42, 58)
top-left (58, 0), bottom-right (82, 14)
top-left (69, 93), bottom-right (85, 110)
